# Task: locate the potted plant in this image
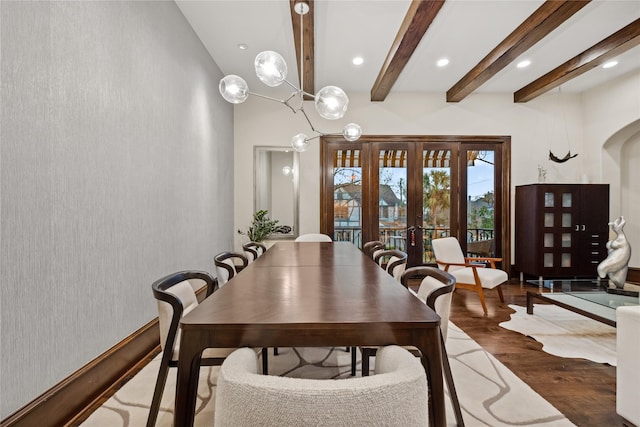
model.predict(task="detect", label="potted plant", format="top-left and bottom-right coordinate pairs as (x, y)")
top-left (238, 210), bottom-right (279, 242)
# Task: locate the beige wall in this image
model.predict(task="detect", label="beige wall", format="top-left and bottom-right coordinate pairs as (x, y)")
top-left (233, 71), bottom-right (640, 264)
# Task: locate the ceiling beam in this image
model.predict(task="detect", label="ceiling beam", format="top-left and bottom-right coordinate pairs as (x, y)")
top-left (446, 0), bottom-right (591, 103)
top-left (370, 0), bottom-right (445, 102)
top-left (514, 18), bottom-right (640, 102)
top-left (290, 0), bottom-right (315, 99)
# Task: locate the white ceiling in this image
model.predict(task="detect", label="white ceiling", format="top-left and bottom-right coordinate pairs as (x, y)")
top-left (176, 0), bottom-right (640, 100)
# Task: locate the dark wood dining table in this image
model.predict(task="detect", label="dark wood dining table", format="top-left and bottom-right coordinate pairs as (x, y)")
top-left (174, 241), bottom-right (445, 427)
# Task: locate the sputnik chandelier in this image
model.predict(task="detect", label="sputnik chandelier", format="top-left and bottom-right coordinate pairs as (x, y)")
top-left (218, 0), bottom-right (362, 152)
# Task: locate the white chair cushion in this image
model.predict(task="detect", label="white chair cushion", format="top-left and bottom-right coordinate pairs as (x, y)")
top-left (157, 280), bottom-right (238, 361)
top-left (214, 346), bottom-right (427, 426)
top-left (156, 281), bottom-right (198, 353)
top-left (432, 237), bottom-right (466, 272)
top-left (414, 276), bottom-right (452, 341)
top-left (449, 266), bottom-right (507, 289)
top-left (216, 258), bottom-right (237, 286)
top-left (386, 255), bottom-right (406, 281)
top-left (294, 233), bottom-right (332, 242)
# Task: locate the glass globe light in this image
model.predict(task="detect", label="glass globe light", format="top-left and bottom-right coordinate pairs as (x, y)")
top-left (315, 86), bottom-right (349, 120)
top-left (219, 75), bottom-right (249, 104)
top-left (342, 123), bottom-right (362, 142)
top-left (282, 165), bottom-right (293, 176)
top-left (255, 51), bottom-right (287, 87)
top-left (291, 133), bottom-right (310, 152)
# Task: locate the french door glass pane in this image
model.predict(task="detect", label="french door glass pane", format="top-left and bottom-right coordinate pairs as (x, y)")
top-left (422, 149), bottom-right (451, 263)
top-left (333, 149), bottom-right (362, 248)
top-left (378, 150), bottom-right (407, 251)
top-left (467, 150), bottom-right (495, 257)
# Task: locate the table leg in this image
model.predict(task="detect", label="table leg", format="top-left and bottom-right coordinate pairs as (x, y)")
top-left (174, 333), bottom-right (203, 427)
top-left (417, 327), bottom-right (446, 427)
top-left (527, 291), bottom-right (534, 315)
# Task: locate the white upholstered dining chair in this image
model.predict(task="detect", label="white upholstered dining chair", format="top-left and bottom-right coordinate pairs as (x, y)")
top-left (373, 249), bottom-right (408, 282)
top-left (213, 251), bottom-right (248, 287)
top-left (362, 240), bottom-right (385, 260)
top-left (294, 233), bottom-right (333, 242)
top-left (148, 271), bottom-right (236, 427)
top-left (431, 236), bottom-right (506, 314)
top-left (242, 241), bottom-right (267, 262)
top-left (214, 345), bottom-right (428, 426)
top-left (359, 266), bottom-right (464, 426)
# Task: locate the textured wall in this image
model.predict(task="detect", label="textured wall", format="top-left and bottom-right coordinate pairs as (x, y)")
top-left (0, 1), bottom-right (234, 418)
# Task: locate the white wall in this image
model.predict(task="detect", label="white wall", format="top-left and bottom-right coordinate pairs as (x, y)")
top-left (0, 1), bottom-right (234, 417)
top-left (233, 89), bottom-right (593, 257)
top-left (582, 71), bottom-right (640, 266)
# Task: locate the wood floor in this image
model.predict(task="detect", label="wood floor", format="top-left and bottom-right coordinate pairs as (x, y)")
top-left (450, 279), bottom-right (623, 427)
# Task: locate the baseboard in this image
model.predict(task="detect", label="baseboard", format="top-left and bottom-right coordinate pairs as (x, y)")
top-left (1, 320), bottom-right (160, 427)
top-left (0, 285), bottom-right (211, 427)
top-left (627, 267), bottom-right (640, 284)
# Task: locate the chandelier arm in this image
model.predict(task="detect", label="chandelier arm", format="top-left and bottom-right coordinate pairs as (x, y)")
top-left (299, 106), bottom-right (325, 135)
top-left (282, 92), bottom-right (302, 114)
top-left (304, 134), bottom-right (322, 142)
top-left (282, 79), bottom-right (300, 92)
top-left (248, 91), bottom-right (289, 104)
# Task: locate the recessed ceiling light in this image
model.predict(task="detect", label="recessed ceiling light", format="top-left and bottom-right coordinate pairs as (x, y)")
top-left (352, 56), bottom-right (364, 66)
top-left (602, 60), bottom-right (618, 69)
top-left (517, 60), bottom-right (531, 68)
top-left (238, 43), bottom-right (248, 50)
top-left (436, 58), bottom-right (449, 67)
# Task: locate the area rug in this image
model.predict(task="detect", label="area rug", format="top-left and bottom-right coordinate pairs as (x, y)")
top-left (499, 304), bottom-right (617, 366)
top-left (81, 323), bottom-right (573, 426)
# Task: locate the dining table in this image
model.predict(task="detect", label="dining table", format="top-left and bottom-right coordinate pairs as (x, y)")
top-left (174, 241), bottom-right (445, 427)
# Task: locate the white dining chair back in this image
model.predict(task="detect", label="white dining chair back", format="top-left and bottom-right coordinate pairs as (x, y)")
top-left (214, 345), bottom-right (427, 426)
top-left (373, 249), bottom-right (407, 282)
top-left (294, 233), bottom-right (333, 242)
top-left (214, 251), bottom-right (248, 287)
top-left (243, 241), bottom-right (267, 262)
top-left (149, 271), bottom-right (234, 427)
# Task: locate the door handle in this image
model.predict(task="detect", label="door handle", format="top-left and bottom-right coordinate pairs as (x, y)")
top-left (581, 225), bottom-right (586, 231)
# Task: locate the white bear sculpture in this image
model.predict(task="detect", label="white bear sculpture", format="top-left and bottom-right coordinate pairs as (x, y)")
top-left (597, 216), bottom-right (632, 289)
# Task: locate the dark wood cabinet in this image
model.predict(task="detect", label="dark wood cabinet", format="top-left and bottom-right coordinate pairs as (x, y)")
top-left (515, 184), bottom-right (610, 279)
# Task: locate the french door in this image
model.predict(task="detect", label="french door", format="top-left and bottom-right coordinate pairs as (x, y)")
top-left (320, 135), bottom-right (510, 268)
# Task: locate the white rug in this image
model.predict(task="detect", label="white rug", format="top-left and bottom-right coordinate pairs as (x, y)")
top-left (500, 304), bottom-right (617, 366)
top-left (82, 323), bottom-right (574, 426)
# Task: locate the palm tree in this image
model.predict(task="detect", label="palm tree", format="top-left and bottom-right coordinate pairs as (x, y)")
top-left (423, 170), bottom-right (450, 226)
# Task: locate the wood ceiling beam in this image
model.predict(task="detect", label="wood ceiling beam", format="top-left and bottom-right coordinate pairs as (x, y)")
top-left (370, 0), bottom-right (445, 102)
top-left (514, 18), bottom-right (640, 102)
top-left (290, 0), bottom-right (314, 99)
top-left (446, 0), bottom-right (590, 103)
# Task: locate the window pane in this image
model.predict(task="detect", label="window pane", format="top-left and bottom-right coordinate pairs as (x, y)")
top-left (422, 149), bottom-right (451, 263)
top-left (467, 150), bottom-right (495, 258)
top-left (544, 192), bottom-right (554, 207)
top-left (333, 150), bottom-right (362, 248)
top-left (544, 213), bottom-right (554, 227)
top-left (379, 150), bottom-right (407, 252)
top-left (544, 253), bottom-right (553, 267)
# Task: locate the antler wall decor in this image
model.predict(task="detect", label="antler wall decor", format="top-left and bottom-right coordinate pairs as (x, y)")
top-left (549, 150), bottom-right (578, 163)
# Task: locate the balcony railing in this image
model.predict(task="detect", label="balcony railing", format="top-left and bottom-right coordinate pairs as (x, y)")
top-left (333, 226), bottom-right (494, 263)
